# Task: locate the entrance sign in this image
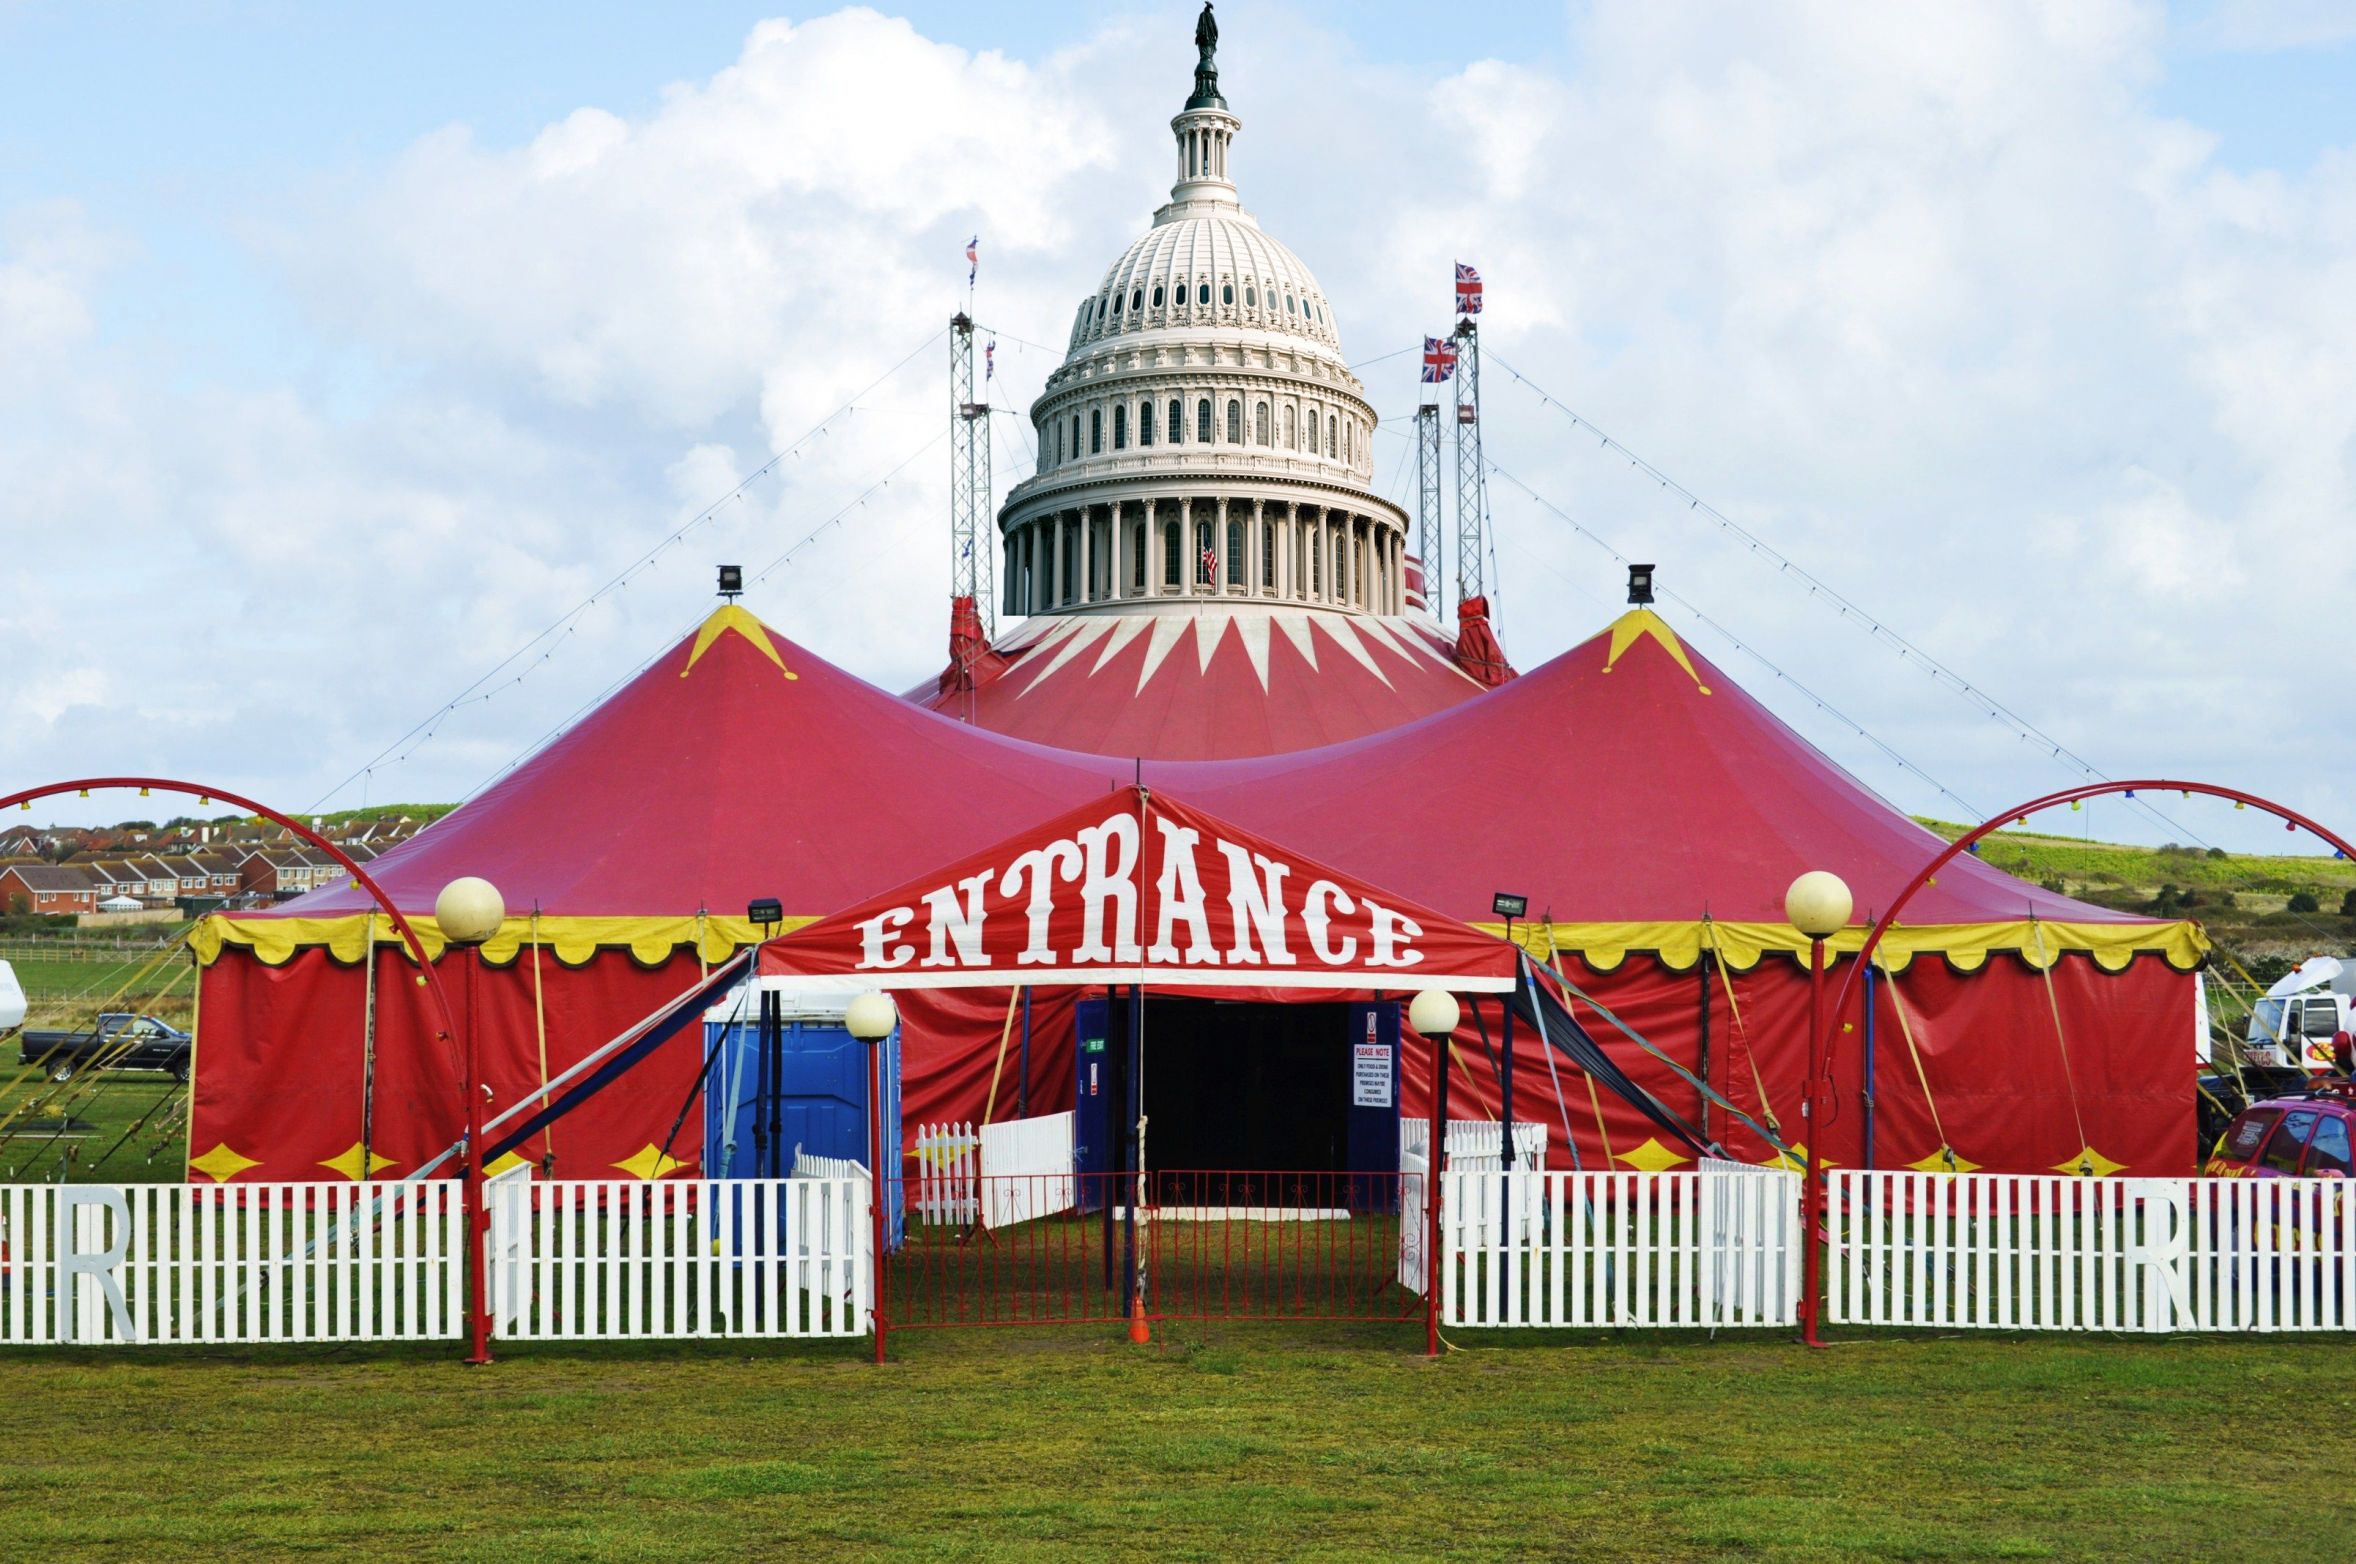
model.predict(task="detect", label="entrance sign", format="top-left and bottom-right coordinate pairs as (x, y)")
top-left (1352, 1043), bottom-right (1393, 1107)
top-left (758, 789), bottom-right (1516, 993)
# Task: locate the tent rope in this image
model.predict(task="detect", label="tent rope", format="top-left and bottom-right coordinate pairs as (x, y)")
top-left (2029, 917), bottom-right (2094, 1175)
top-left (980, 986), bottom-right (1022, 1127)
top-left (360, 911), bottom-right (379, 1180)
top-left (530, 908), bottom-right (554, 1170)
top-left (1538, 964), bottom-right (1787, 1158)
top-left (1871, 952), bottom-right (1958, 1170)
top-left (1702, 918), bottom-right (1782, 1139)
top-left (1531, 932), bottom-right (1583, 1170)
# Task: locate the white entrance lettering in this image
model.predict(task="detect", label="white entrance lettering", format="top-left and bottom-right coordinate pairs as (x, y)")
top-left (1364, 898), bottom-right (1424, 968)
top-left (855, 905), bottom-right (917, 969)
top-left (1073, 814), bottom-right (1143, 962)
top-left (1303, 878), bottom-right (1357, 963)
top-left (919, 869), bottom-right (995, 968)
top-left (1215, 840), bottom-right (1294, 965)
top-left (1001, 839), bottom-right (1083, 965)
top-left (1146, 816), bottom-right (1218, 964)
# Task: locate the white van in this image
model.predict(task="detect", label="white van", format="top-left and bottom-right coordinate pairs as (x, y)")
top-left (2246, 955), bottom-right (2356, 1069)
top-left (0, 959), bottom-right (24, 1035)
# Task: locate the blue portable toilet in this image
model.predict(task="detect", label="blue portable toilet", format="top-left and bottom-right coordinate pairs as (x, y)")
top-left (702, 979), bottom-right (903, 1246)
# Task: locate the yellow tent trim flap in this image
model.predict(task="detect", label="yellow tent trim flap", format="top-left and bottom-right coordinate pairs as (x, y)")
top-left (192, 911), bottom-right (812, 969)
top-left (1476, 917), bottom-right (2206, 976)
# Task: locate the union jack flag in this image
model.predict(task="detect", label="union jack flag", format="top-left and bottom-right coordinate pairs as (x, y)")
top-left (966, 235), bottom-right (979, 286)
top-left (1455, 261), bottom-right (1483, 315)
top-left (1420, 335), bottom-right (1458, 383)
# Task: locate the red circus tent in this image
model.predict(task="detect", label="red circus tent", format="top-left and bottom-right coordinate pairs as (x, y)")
top-left (186, 605), bottom-right (1126, 1186)
top-left (1172, 607), bottom-right (2207, 1177)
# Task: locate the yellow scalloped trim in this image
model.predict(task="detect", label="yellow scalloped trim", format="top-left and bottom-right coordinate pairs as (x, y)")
top-left (1481, 918), bottom-right (2208, 975)
top-left (192, 911), bottom-right (814, 968)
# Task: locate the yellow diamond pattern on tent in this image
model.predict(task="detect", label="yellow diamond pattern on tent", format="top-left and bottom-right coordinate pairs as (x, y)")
top-left (319, 1142), bottom-right (396, 1180)
top-left (2053, 1145), bottom-right (2126, 1178)
top-left (484, 1151), bottom-right (531, 1177)
top-left (1907, 1148), bottom-right (1981, 1175)
top-left (613, 1144), bottom-right (684, 1180)
top-left (1615, 1137), bottom-right (1690, 1173)
top-left (681, 603), bottom-right (798, 681)
top-left (189, 1142), bottom-right (261, 1183)
top-left (1600, 609), bottom-right (1712, 694)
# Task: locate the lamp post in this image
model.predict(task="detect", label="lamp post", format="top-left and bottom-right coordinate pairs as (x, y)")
top-left (1408, 987), bottom-right (1461, 1359)
top-left (845, 988), bottom-right (897, 1366)
top-left (1785, 869), bottom-right (1852, 1350)
top-left (435, 875), bottom-right (505, 1367)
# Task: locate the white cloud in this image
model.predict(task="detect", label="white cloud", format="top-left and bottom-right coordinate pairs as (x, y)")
top-left (5, 1), bottom-right (2355, 851)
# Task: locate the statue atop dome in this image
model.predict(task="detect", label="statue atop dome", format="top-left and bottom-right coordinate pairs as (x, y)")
top-left (1187, 3), bottom-right (1226, 110)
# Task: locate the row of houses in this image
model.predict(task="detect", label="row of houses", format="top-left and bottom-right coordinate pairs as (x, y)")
top-left (0, 843), bottom-right (386, 918)
top-left (0, 813), bottom-right (425, 865)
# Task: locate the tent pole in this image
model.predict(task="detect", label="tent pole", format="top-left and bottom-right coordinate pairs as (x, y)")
top-left (1122, 982), bottom-right (1141, 1322)
top-left (1861, 964), bottom-right (1877, 1170)
top-left (1500, 997), bottom-right (1516, 1167)
top-left (869, 1021), bottom-right (888, 1365)
top-left (1018, 986), bottom-right (1031, 1119)
top-left (1696, 950), bottom-right (1713, 1145)
top-left (1425, 1014), bottom-right (1446, 1358)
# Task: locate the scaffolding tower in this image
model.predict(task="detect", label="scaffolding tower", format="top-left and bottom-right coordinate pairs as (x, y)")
top-left (949, 312), bottom-right (994, 636)
top-left (1415, 402), bottom-right (1443, 620)
top-left (1451, 317), bottom-right (1487, 609)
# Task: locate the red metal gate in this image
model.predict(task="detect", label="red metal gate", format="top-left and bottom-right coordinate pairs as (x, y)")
top-left (885, 1169), bottom-right (1424, 1330)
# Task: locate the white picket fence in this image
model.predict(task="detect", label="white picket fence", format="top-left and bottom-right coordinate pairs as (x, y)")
top-left (488, 1176), bottom-right (869, 1340)
top-left (912, 1122), bottom-right (980, 1223)
top-left (978, 1111), bottom-right (1077, 1229)
top-left (1400, 1118), bottom-right (1548, 1173)
top-left (0, 1182), bottom-right (462, 1346)
top-left (1438, 1166), bottom-right (1801, 1330)
top-left (1829, 1170), bottom-right (2356, 1333)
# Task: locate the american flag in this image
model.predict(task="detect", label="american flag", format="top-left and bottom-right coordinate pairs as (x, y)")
top-left (1420, 335), bottom-right (1458, 383)
top-left (1455, 262), bottom-right (1483, 315)
top-left (966, 235), bottom-right (979, 286)
top-left (1201, 543), bottom-right (1218, 579)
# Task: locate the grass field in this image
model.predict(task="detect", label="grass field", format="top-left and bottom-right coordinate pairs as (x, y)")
top-left (0, 1329), bottom-right (2348, 1560)
top-left (0, 1071), bottom-right (187, 1184)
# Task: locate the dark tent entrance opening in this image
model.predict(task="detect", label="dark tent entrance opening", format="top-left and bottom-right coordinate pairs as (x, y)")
top-left (1075, 992), bottom-right (1403, 1215)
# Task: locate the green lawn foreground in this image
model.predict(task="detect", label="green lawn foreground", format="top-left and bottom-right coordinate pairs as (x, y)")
top-left (0, 1329), bottom-right (2349, 1561)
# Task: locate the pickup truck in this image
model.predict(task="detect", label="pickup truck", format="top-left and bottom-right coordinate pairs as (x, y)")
top-left (17, 1013), bottom-right (191, 1082)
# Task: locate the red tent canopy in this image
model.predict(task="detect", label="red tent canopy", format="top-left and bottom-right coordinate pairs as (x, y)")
top-left (758, 789), bottom-right (1516, 994)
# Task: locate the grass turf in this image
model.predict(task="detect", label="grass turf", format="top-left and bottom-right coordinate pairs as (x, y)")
top-left (0, 1329), bottom-right (2349, 1560)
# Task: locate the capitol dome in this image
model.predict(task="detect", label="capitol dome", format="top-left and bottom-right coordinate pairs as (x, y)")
top-left (914, 4), bottom-right (1490, 760)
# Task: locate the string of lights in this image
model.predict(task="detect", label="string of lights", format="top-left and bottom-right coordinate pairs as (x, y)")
top-left (313, 325), bottom-right (951, 810)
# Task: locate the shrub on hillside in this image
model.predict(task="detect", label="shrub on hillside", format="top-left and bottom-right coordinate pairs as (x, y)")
top-left (2288, 891), bottom-right (2322, 915)
top-left (2342, 888), bottom-right (2356, 919)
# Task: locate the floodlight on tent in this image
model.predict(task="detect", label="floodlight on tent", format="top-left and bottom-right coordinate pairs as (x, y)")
top-left (717, 565), bottom-right (744, 600)
top-left (1626, 564), bottom-right (1655, 605)
top-left (746, 897), bottom-right (783, 927)
top-left (1491, 892), bottom-right (1528, 921)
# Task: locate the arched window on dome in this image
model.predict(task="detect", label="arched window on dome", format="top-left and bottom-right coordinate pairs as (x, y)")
top-left (1253, 402), bottom-right (1269, 445)
top-left (1130, 288), bottom-right (1143, 313)
top-left (1222, 282), bottom-right (1234, 306)
top-left (1113, 404), bottom-right (1128, 450)
top-left (1260, 516), bottom-right (1275, 590)
top-left (1196, 519), bottom-right (1215, 586)
top-left (1073, 414), bottom-right (1082, 459)
top-left (1131, 519), bottom-right (1146, 592)
top-left (1197, 283), bottom-right (1210, 306)
top-left (1282, 405), bottom-right (1296, 448)
top-left (1196, 398), bottom-right (1211, 443)
top-left (1090, 409), bottom-right (1102, 455)
top-left (1168, 399), bottom-right (1183, 445)
top-left (1226, 517), bottom-right (1243, 588)
top-left (1244, 285), bottom-right (1257, 308)
top-left (1053, 422), bottom-right (1062, 467)
top-left (1162, 520), bottom-right (1181, 590)
top-left (1310, 522), bottom-right (1322, 595)
top-left (1151, 284), bottom-right (1164, 309)
top-left (1327, 415), bottom-right (1337, 458)
top-left (1138, 401), bottom-right (1153, 447)
top-left (1112, 293), bottom-right (1123, 317)
top-left (1285, 294), bottom-right (1296, 315)
top-left (1226, 399), bottom-right (1240, 443)
top-left (1342, 419), bottom-right (1352, 464)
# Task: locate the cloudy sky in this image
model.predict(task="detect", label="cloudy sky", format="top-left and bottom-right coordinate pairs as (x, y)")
top-left (4, 0), bottom-right (2352, 854)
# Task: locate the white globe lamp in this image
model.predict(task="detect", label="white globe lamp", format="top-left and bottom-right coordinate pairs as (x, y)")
top-left (845, 990), bottom-right (898, 1042)
top-left (1408, 988), bottom-right (1460, 1040)
top-left (1784, 871), bottom-right (1853, 940)
top-left (435, 876), bottom-right (506, 946)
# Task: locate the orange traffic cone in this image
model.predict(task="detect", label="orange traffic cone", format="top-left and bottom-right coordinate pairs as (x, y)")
top-left (1128, 1294), bottom-right (1151, 1345)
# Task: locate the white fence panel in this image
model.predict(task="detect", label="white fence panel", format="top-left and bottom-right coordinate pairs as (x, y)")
top-left (1399, 1144), bottom-right (1429, 1296)
top-left (0, 1181), bottom-right (461, 1346)
top-left (912, 1122), bottom-right (980, 1224)
top-left (1400, 1119), bottom-right (1548, 1174)
top-left (1827, 1171), bottom-right (2356, 1333)
top-left (487, 1178), bottom-right (869, 1341)
top-left (791, 1148), bottom-right (867, 1183)
top-left (1441, 1168), bottom-right (1799, 1330)
top-left (977, 1111), bottom-right (1075, 1229)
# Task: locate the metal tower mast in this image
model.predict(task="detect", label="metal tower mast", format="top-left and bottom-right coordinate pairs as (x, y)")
top-left (1452, 318), bottom-right (1486, 609)
top-left (1415, 402), bottom-right (1443, 620)
top-left (949, 312), bottom-right (994, 636)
